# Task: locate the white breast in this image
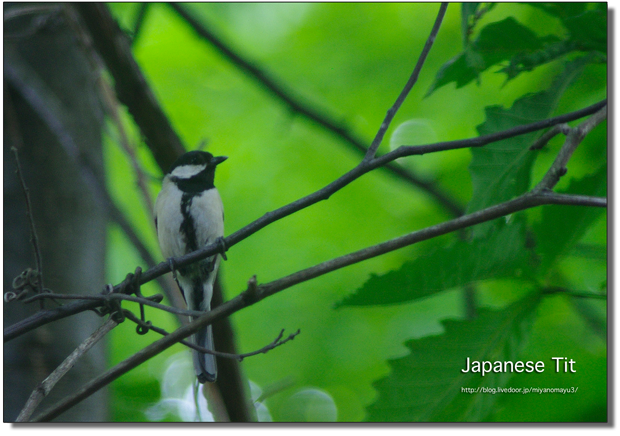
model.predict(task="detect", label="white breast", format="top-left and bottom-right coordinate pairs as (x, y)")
top-left (155, 177), bottom-right (224, 259)
top-left (190, 188), bottom-right (224, 247)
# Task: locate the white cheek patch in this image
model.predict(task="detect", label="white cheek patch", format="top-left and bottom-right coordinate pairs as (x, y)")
top-left (171, 164), bottom-right (206, 179)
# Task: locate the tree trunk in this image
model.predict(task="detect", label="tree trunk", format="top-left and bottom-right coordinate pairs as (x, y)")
top-left (4, 3), bottom-right (108, 421)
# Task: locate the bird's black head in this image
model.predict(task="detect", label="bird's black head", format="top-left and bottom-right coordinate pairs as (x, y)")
top-left (168, 151), bottom-right (227, 174)
top-left (168, 151), bottom-right (227, 193)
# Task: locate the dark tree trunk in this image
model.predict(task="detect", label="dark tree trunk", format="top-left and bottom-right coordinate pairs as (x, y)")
top-left (4, 3), bottom-right (108, 422)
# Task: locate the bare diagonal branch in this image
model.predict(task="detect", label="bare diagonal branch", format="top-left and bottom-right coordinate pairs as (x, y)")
top-left (73, 3), bottom-right (185, 170)
top-left (10, 147), bottom-right (45, 299)
top-left (365, 3), bottom-right (448, 160)
top-left (535, 106), bottom-right (607, 191)
top-left (16, 317), bottom-right (118, 422)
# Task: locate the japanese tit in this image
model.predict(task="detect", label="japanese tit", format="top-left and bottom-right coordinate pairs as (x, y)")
top-left (154, 150), bottom-right (227, 383)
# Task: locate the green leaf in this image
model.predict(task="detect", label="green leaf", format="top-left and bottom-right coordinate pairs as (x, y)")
top-left (425, 50), bottom-right (479, 96)
top-left (365, 293), bottom-right (542, 422)
top-left (525, 4), bottom-right (606, 53)
top-left (563, 10), bottom-right (607, 52)
top-left (427, 17), bottom-right (544, 95)
top-left (533, 164), bottom-right (607, 273)
top-left (525, 2), bottom-right (588, 20)
top-left (466, 55), bottom-right (592, 237)
top-left (336, 218), bottom-right (532, 308)
top-left (429, 4), bottom-right (607, 95)
top-left (500, 39), bottom-right (576, 81)
top-left (474, 17), bottom-right (542, 65)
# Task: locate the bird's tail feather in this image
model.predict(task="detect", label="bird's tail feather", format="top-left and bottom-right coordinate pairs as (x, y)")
top-left (193, 323), bottom-right (217, 383)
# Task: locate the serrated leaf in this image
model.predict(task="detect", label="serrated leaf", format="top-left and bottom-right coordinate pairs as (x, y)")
top-left (336, 219), bottom-right (531, 308)
top-left (500, 38), bottom-right (575, 81)
top-left (425, 50), bottom-right (479, 97)
top-left (466, 55), bottom-right (592, 237)
top-left (428, 17), bottom-right (544, 95)
top-left (365, 294), bottom-right (541, 422)
top-left (533, 164), bottom-right (607, 273)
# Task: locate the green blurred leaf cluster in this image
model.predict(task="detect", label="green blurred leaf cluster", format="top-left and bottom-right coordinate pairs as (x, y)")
top-left (428, 3), bottom-right (606, 94)
top-left (102, 3), bottom-right (606, 422)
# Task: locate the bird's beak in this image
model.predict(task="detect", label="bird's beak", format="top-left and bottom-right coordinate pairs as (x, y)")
top-left (212, 156), bottom-right (228, 166)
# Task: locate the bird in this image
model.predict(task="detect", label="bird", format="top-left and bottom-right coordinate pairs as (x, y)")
top-left (154, 150), bottom-right (227, 383)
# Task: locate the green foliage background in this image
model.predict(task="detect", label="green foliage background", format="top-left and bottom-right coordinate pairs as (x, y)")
top-left (101, 3), bottom-right (606, 422)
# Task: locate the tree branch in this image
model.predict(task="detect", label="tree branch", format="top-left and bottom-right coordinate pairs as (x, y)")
top-left (529, 123), bottom-right (570, 150)
top-left (130, 3), bottom-right (150, 46)
top-left (16, 317), bottom-right (118, 422)
top-left (14, 291), bottom-right (193, 316)
top-left (10, 147), bottom-right (44, 299)
top-left (365, 3), bottom-right (448, 160)
top-left (72, 3), bottom-right (185, 170)
top-left (394, 100), bottom-right (607, 157)
top-left (124, 309), bottom-right (299, 361)
top-left (534, 106), bottom-right (607, 191)
top-left (258, 193), bottom-right (606, 300)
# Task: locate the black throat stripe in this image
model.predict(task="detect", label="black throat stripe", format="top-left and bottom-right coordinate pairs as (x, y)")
top-left (180, 193), bottom-right (199, 253)
top-left (179, 192), bottom-right (208, 312)
top-left (191, 275), bottom-right (205, 313)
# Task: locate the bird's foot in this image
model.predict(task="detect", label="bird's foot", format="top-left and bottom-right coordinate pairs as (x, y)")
top-left (168, 258), bottom-right (181, 288)
top-left (216, 237), bottom-right (228, 261)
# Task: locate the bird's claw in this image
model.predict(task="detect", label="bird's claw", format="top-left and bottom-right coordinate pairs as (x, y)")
top-left (216, 237), bottom-right (228, 261)
top-left (168, 258), bottom-right (180, 287)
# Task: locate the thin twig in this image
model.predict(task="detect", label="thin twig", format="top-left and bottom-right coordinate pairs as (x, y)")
top-left (16, 317), bottom-right (118, 422)
top-left (10, 147), bottom-right (45, 305)
top-left (534, 106), bottom-right (607, 192)
top-left (73, 3), bottom-right (185, 171)
top-left (3, 4), bottom-right (61, 22)
top-left (124, 310), bottom-right (299, 360)
top-left (17, 291), bottom-right (201, 318)
top-left (365, 3), bottom-right (448, 160)
top-left (535, 192), bottom-right (606, 207)
top-left (131, 3), bottom-right (150, 46)
top-left (99, 77), bottom-right (155, 215)
top-left (529, 123), bottom-right (570, 150)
